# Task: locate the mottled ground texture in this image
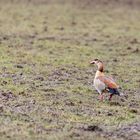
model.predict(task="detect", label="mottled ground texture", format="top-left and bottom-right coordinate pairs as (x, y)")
top-left (0, 0), bottom-right (140, 140)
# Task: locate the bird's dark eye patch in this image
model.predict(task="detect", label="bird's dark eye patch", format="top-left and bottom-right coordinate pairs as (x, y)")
top-left (94, 59), bottom-right (99, 61)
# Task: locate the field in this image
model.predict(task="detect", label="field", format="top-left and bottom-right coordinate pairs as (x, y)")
top-left (0, 0), bottom-right (140, 139)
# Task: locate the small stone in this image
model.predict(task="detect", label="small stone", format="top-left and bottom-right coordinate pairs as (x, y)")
top-left (127, 47), bottom-right (132, 50)
top-left (107, 112), bottom-right (113, 116)
top-left (84, 125), bottom-right (103, 132)
top-left (15, 64), bottom-right (24, 69)
top-left (129, 108), bottom-right (138, 114)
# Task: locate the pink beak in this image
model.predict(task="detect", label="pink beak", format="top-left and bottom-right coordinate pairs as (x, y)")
top-left (90, 61), bottom-right (95, 64)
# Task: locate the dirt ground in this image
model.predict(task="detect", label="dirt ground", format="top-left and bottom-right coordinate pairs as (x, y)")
top-left (0, 0), bottom-right (140, 140)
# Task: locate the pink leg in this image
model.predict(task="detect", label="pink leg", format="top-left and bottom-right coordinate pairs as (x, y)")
top-left (99, 94), bottom-right (104, 101)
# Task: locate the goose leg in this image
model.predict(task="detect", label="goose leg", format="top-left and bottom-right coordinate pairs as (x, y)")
top-left (99, 93), bottom-right (104, 101)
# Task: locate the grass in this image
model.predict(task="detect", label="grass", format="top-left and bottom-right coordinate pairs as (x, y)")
top-left (0, 1), bottom-right (140, 140)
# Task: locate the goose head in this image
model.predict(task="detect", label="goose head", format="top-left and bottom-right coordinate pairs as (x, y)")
top-left (90, 59), bottom-right (104, 72)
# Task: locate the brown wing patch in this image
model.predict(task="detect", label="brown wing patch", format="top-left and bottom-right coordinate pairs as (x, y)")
top-left (97, 76), bottom-right (119, 89)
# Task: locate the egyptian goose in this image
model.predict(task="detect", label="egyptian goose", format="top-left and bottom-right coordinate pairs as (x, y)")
top-left (90, 59), bottom-right (120, 101)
